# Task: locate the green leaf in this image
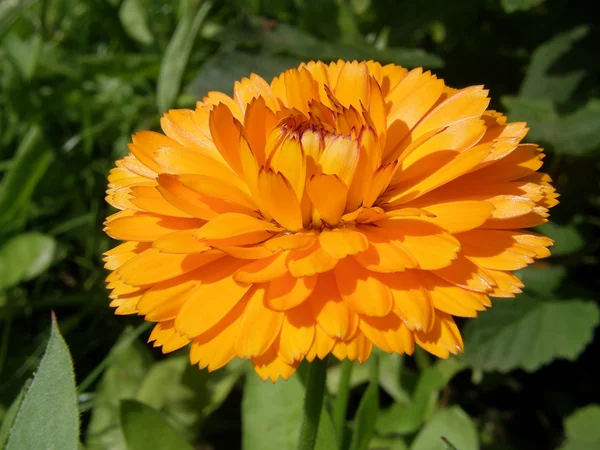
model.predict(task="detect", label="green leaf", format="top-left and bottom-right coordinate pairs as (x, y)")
top-left (0, 379), bottom-right (30, 448)
top-left (516, 264), bottom-right (567, 297)
top-left (500, 0), bottom-right (545, 13)
top-left (188, 50), bottom-right (302, 99)
top-left (349, 358), bottom-right (379, 450)
top-left (377, 358), bottom-right (464, 436)
top-left (156, 0), bottom-right (212, 113)
top-left (0, 125), bottom-right (53, 231)
top-left (0, 0), bottom-right (37, 39)
top-left (86, 327), bottom-right (153, 450)
top-left (242, 369), bottom-right (337, 450)
top-left (464, 298), bottom-right (599, 372)
top-left (520, 26), bottom-right (588, 103)
top-left (559, 405), bottom-right (600, 450)
top-left (0, 233), bottom-right (57, 290)
top-left (409, 407), bottom-right (478, 450)
top-left (120, 399), bottom-right (193, 450)
top-left (5, 315), bottom-right (79, 450)
top-left (136, 356), bottom-right (244, 439)
top-left (503, 96), bottom-right (600, 155)
top-left (258, 24), bottom-right (443, 68)
top-left (119, 0), bottom-right (154, 45)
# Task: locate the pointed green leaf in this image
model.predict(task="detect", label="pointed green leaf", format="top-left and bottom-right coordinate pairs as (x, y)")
top-left (410, 407), bottom-right (478, 450)
top-left (464, 298), bottom-right (599, 372)
top-left (0, 125), bottom-right (53, 231)
top-left (119, 0), bottom-right (154, 45)
top-left (120, 399), bottom-right (193, 450)
top-left (5, 315), bottom-right (79, 450)
top-left (0, 379), bottom-right (30, 448)
top-left (157, 0), bottom-right (212, 112)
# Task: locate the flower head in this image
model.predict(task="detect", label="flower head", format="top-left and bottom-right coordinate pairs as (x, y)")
top-left (104, 60), bottom-right (557, 381)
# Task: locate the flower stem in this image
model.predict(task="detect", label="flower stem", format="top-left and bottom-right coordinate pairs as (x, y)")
top-left (332, 359), bottom-right (353, 441)
top-left (297, 357), bottom-right (328, 450)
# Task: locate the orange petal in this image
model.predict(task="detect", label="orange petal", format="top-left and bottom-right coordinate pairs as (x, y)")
top-left (318, 135), bottom-right (360, 186)
top-left (305, 324), bottom-right (336, 362)
top-left (266, 273), bottom-right (318, 311)
top-left (432, 254), bottom-right (496, 293)
top-left (359, 314), bottom-right (415, 355)
top-left (118, 248), bottom-right (223, 286)
top-left (233, 252), bottom-right (289, 283)
top-left (268, 136), bottom-right (306, 201)
top-left (334, 257), bottom-right (393, 317)
top-left (334, 61), bottom-right (369, 109)
top-left (354, 225), bottom-right (417, 273)
top-left (195, 213), bottom-right (281, 241)
top-left (257, 169), bottom-right (303, 231)
top-left (235, 286), bottom-right (284, 358)
top-left (138, 280), bottom-right (199, 322)
top-left (375, 219), bottom-right (461, 270)
top-left (105, 211), bottom-right (201, 242)
top-left (405, 200), bottom-right (495, 233)
top-left (319, 227), bottom-right (368, 259)
top-left (153, 229), bottom-right (210, 254)
top-left (209, 103), bottom-right (244, 176)
top-left (286, 241), bottom-right (338, 277)
top-left (176, 174), bottom-right (256, 210)
top-left (417, 272), bottom-right (487, 318)
top-left (175, 258), bottom-right (251, 338)
top-left (457, 230), bottom-right (536, 271)
top-left (384, 271), bottom-right (434, 332)
top-left (103, 242), bottom-right (151, 271)
top-left (252, 339), bottom-right (299, 382)
top-left (411, 85), bottom-right (490, 139)
top-left (331, 331), bottom-right (372, 363)
top-left (309, 273), bottom-right (359, 340)
top-left (190, 295), bottom-right (248, 371)
top-left (278, 303), bottom-right (315, 363)
top-left (414, 312), bottom-right (464, 359)
top-left (265, 231), bottom-right (317, 252)
top-left (306, 174), bottom-right (348, 225)
top-left (148, 320), bottom-right (190, 353)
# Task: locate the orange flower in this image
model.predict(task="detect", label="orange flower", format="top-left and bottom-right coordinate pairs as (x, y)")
top-left (104, 60), bottom-right (558, 381)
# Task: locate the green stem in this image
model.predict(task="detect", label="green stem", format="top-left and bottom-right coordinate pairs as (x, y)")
top-left (297, 357), bottom-right (328, 450)
top-left (332, 359), bottom-right (353, 442)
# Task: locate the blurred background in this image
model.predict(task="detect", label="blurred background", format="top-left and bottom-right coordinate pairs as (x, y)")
top-left (0, 0), bottom-right (599, 449)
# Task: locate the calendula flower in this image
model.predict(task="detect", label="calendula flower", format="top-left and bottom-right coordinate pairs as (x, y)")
top-left (104, 60), bottom-right (557, 381)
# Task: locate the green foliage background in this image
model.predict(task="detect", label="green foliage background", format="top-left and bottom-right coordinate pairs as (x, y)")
top-left (0, 0), bottom-right (599, 449)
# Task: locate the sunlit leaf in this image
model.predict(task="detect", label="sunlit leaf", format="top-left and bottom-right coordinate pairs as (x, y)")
top-left (559, 405), bottom-right (600, 450)
top-left (0, 233), bottom-right (57, 290)
top-left (464, 297), bottom-right (599, 372)
top-left (5, 315), bottom-right (79, 450)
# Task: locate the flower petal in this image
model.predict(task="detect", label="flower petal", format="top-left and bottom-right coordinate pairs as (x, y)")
top-left (334, 257), bottom-right (393, 317)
